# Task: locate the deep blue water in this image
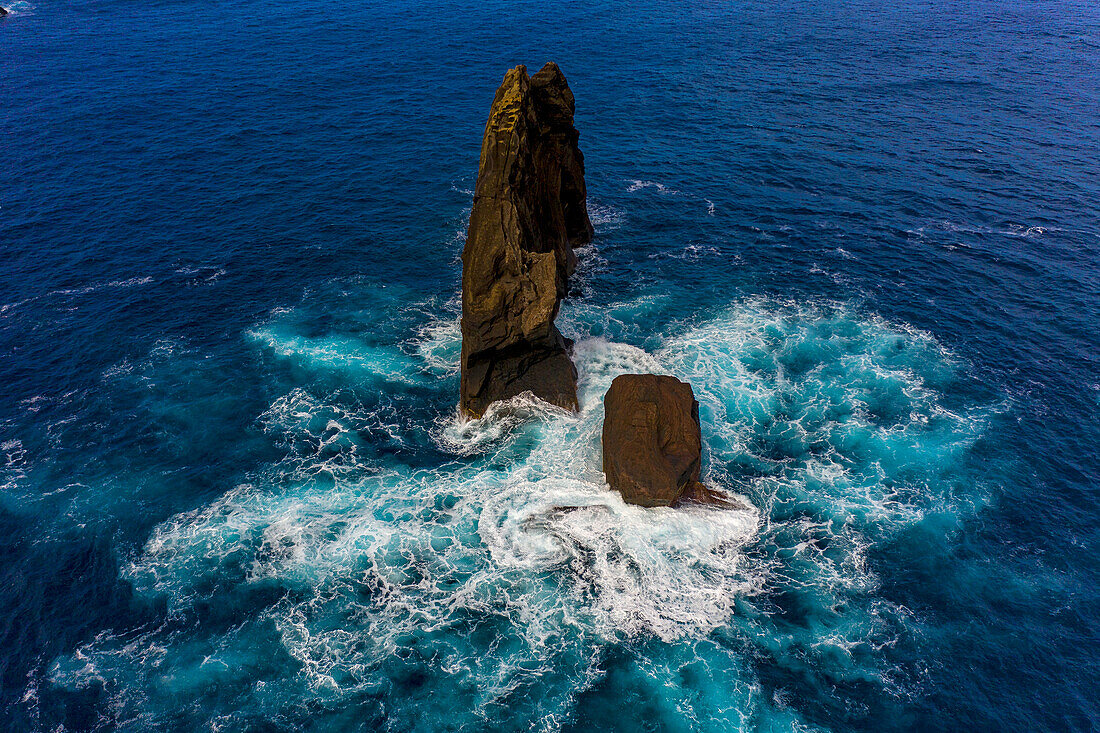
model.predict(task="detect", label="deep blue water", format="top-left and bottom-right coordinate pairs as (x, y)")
top-left (3, 0), bottom-right (1100, 730)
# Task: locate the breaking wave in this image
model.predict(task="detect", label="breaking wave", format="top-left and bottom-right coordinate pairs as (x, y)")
top-left (48, 298), bottom-right (992, 730)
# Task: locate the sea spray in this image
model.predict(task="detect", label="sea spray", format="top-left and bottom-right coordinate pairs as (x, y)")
top-left (49, 297), bottom-right (993, 730)
top-left (8, 5), bottom-right (1097, 726)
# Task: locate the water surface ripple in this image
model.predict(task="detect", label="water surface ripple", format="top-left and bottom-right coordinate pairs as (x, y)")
top-left (2, 1), bottom-right (1099, 730)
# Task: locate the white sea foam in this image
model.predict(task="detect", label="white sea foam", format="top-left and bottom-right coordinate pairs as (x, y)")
top-left (248, 328), bottom-right (425, 387)
top-left (0, 438), bottom-right (28, 497)
top-left (908, 221), bottom-right (1061, 241)
top-left (2, 439), bottom-right (25, 466)
top-left (18, 395), bottom-right (47, 413)
top-left (449, 180), bottom-right (475, 196)
top-left (0, 299), bottom-right (31, 317)
top-left (175, 265), bottom-right (226, 283)
top-left (626, 179), bottom-right (679, 194)
top-left (432, 393), bottom-right (569, 457)
top-left (587, 202), bottom-right (625, 230)
top-left (941, 221), bottom-right (1054, 238)
top-left (49, 276), bottom-right (154, 297)
top-left (809, 262), bottom-right (847, 284)
top-left (51, 297), bottom-right (989, 729)
top-left (1, 276), bottom-right (155, 316)
top-left (649, 243), bottom-right (722, 261)
top-left (411, 316), bottom-right (461, 377)
top-left (1, 1), bottom-right (34, 15)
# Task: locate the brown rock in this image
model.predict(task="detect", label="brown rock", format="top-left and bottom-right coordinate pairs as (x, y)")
top-left (602, 374), bottom-right (729, 507)
top-left (460, 63), bottom-right (594, 418)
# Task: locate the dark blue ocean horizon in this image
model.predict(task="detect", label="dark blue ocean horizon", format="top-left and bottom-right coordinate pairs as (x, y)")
top-left (3, 0), bottom-right (1099, 730)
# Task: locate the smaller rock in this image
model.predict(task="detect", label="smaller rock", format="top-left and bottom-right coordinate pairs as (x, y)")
top-left (602, 374), bottom-right (734, 508)
top-left (0, 7), bottom-right (8, 15)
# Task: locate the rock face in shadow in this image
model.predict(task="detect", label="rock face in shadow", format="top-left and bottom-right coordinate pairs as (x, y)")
top-left (602, 374), bottom-right (728, 507)
top-left (460, 62), bottom-right (594, 418)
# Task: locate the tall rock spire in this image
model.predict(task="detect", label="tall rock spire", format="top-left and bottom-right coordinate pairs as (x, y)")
top-left (460, 63), bottom-right (594, 418)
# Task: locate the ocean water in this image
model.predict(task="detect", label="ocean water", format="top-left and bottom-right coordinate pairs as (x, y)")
top-left (2, 0), bottom-right (1099, 730)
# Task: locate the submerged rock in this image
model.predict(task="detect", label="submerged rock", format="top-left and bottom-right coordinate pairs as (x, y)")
top-left (460, 62), bottom-right (594, 418)
top-left (603, 374), bottom-right (734, 508)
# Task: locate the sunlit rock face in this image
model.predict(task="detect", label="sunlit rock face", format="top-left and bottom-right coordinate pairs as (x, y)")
top-left (460, 62), bottom-right (594, 418)
top-left (602, 374), bottom-right (711, 507)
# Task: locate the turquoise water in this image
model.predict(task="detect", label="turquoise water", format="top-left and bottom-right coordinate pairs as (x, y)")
top-left (2, 0), bottom-right (1099, 730)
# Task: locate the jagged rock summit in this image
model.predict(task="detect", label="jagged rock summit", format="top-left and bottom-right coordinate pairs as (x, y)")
top-left (460, 62), bottom-right (594, 418)
top-left (603, 374), bottom-right (735, 508)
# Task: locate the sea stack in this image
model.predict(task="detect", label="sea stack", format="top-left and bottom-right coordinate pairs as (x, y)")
top-left (460, 63), bottom-right (594, 418)
top-left (603, 374), bottom-right (729, 507)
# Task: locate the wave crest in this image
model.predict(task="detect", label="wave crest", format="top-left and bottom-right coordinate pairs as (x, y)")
top-left (49, 298), bottom-right (992, 730)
